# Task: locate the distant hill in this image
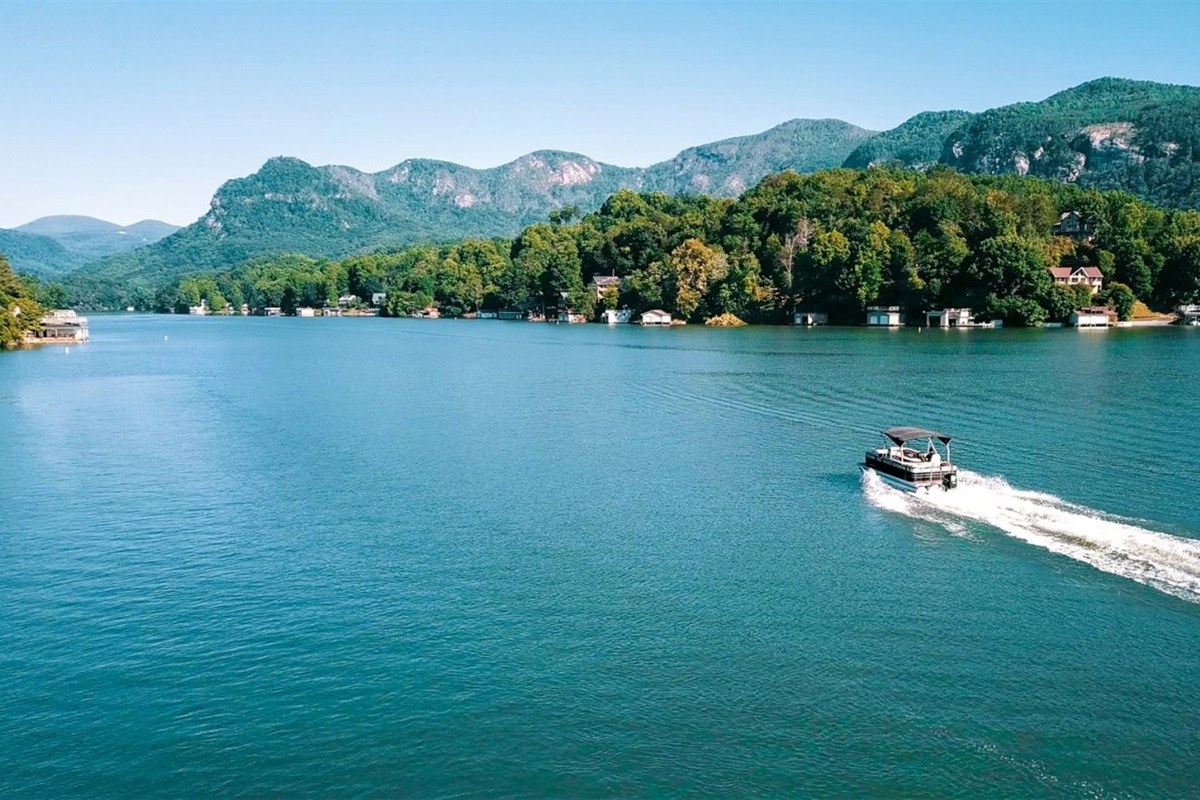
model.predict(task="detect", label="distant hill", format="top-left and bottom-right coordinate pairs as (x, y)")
top-left (0, 229), bottom-right (88, 276)
top-left (8, 215), bottom-right (179, 270)
top-left (55, 77), bottom-right (1200, 305)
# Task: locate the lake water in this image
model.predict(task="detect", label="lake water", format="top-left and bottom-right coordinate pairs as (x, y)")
top-left (2, 315), bottom-right (1199, 796)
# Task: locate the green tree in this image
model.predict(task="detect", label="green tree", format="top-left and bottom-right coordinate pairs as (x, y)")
top-left (668, 239), bottom-right (728, 321)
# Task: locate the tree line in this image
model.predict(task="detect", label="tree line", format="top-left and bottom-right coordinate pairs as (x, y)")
top-left (156, 166), bottom-right (1200, 325)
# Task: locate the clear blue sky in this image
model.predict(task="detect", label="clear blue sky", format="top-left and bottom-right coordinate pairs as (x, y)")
top-left (0, 1), bottom-right (1197, 228)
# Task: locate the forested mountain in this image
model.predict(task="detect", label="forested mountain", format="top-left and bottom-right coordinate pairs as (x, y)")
top-left (842, 111), bottom-right (976, 170)
top-left (857, 79), bottom-right (1200, 210)
top-left (0, 216), bottom-right (179, 275)
top-left (66, 121), bottom-right (876, 305)
top-left (0, 229), bottom-right (89, 276)
top-left (157, 167), bottom-right (1200, 329)
top-left (57, 78), bottom-right (1200, 306)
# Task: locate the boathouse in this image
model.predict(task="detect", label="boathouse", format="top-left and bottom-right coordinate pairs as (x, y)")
top-left (793, 311), bottom-right (828, 326)
top-left (1069, 306), bottom-right (1113, 328)
top-left (1176, 304), bottom-right (1200, 325)
top-left (866, 306), bottom-right (903, 327)
top-left (926, 308), bottom-right (974, 328)
top-left (25, 310), bottom-right (89, 343)
top-left (638, 309), bottom-right (672, 326)
top-left (602, 309), bottom-right (632, 324)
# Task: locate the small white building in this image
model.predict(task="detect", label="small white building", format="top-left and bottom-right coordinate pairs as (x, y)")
top-left (337, 294), bottom-right (359, 309)
top-left (926, 308), bottom-right (974, 328)
top-left (602, 308), bottom-right (632, 324)
top-left (1069, 306), bottom-right (1112, 328)
top-left (371, 292), bottom-right (387, 307)
top-left (476, 310), bottom-right (499, 319)
top-left (296, 307), bottom-right (316, 317)
top-left (794, 311), bottom-right (828, 327)
top-left (1176, 304), bottom-right (1200, 325)
top-left (866, 306), bottom-right (903, 327)
top-left (262, 307), bottom-right (283, 317)
top-left (639, 309), bottom-right (672, 326)
top-left (188, 299), bottom-right (209, 316)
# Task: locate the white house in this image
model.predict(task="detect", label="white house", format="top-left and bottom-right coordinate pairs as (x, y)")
top-left (602, 308), bottom-right (632, 324)
top-left (1049, 265), bottom-right (1104, 294)
top-left (793, 311), bottom-right (828, 326)
top-left (926, 308), bottom-right (974, 328)
top-left (639, 309), bottom-right (672, 326)
top-left (1176, 304), bottom-right (1200, 325)
top-left (371, 292), bottom-right (387, 307)
top-left (866, 306), bottom-right (903, 327)
top-left (296, 307), bottom-right (316, 317)
top-left (1069, 306), bottom-right (1112, 328)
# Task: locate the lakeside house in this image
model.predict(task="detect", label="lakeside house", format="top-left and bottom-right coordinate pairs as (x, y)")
top-left (322, 306), bottom-right (343, 317)
top-left (261, 307), bottom-right (283, 317)
top-left (371, 292), bottom-right (387, 307)
top-left (1052, 211), bottom-right (1096, 242)
top-left (639, 309), bottom-right (672, 326)
top-left (498, 310), bottom-right (525, 320)
top-left (414, 306), bottom-right (440, 319)
top-left (296, 307), bottom-right (316, 317)
top-left (794, 311), bottom-right (828, 326)
top-left (477, 310), bottom-right (499, 319)
top-left (602, 308), bottom-right (632, 324)
top-left (1069, 306), bottom-right (1113, 328)
top-left (188, 299), bottom-right (209, 316)
top-left (25, 309), bottom-right (90, 344)
top-left (1050, 264), bottom-right (1104, 294)
top-left (590, 275), bottom-right (621, 300)
top-left (866, 306), bottom-right (904, 327)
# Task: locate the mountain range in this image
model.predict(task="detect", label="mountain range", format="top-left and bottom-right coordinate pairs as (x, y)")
top-left (0, 216), bottom-right (179, 276)
top-left (17, 77), bottom-right (1200, 305)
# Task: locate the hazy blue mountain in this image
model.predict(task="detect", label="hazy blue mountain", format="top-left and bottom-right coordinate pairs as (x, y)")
top-left (0, 229), bottom-right (88, 276)
top-left (11, 215), bottom-right (180, 268)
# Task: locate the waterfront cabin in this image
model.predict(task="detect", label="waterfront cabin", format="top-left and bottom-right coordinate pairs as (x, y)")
top-left (602, 308), bottom-right (632, 324)
top-left (1176, 304), bottom-right (1200, 325)
top-left (1052, 211), bottom-right (1095, 242)
top-left (188, 299), bottom-right (209, 316)
top-left (337, 294), bottom-right (359, 309)
top-left (1069, 306), bottom-right (1113, 328)
top-left (866, 306), bottom-right (903, 327)
top-left (497, 310), bottom-right (525, 321)
top-left (25, 310), bottom-right (89, 344)
top-left (557, 310), bottom-right (587, 324)
top-left (638, 309), bottom-right (672, 326)
top-left (262, 307), bottom-right (283, 317)
top-left (926, 308), bottom-right (975, 328)
top-left (322, 306), bottom-right (343, 317)
top-left (794, 311), bottom-right (828, 327)
top-left (476, 310), bottom-right (499, 320)
top-left (1049, 265), bottom-right (1103, 295)
top-left (296, 307), bottom-right (316, 317)
top-left (371, 292), bottom-right (387, 307)
top-left (591, 275), bottom-right (622, 300)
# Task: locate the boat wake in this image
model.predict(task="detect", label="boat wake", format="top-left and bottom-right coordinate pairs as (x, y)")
top-left (862, 469), bottom-right (1200, 603)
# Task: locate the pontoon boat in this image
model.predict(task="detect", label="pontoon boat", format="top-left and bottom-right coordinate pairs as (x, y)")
top-left (862, 427), bottom-right (958, 493)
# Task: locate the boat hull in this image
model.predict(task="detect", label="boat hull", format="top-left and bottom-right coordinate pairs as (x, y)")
top-left (860, 465), bottom-right (949, 494)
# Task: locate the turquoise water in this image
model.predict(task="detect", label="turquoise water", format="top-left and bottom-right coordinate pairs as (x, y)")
top-left (2, 315), bottom-right (1199, 796)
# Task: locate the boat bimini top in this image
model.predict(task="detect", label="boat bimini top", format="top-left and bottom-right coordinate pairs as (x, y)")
top-left (883, 427), bottom-right (952, 446)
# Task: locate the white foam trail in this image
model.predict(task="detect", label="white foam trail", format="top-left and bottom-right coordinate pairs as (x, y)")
top-left (863, 469), bottom-right (1200, 603)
